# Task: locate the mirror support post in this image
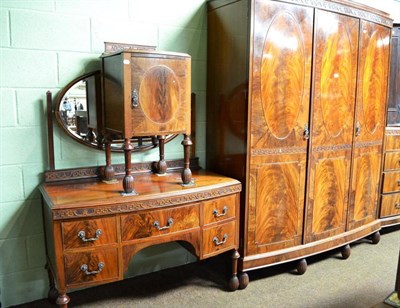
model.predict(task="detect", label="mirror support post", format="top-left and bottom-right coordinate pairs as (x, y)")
top-left (122, 138), bottom-right (135, 194)
top-left (103, 136), bottom-right (115, 182)
top-left (46, 91), bottom-right (55, 171)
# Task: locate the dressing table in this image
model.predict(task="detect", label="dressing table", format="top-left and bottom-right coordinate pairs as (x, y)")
top-left (41, 44), bottom-right (242, 307)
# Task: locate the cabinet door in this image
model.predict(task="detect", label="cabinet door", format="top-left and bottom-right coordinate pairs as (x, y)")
top-left (129, 54), bottom-right (191, 136)
top-left (347, 21), bottom-right (391, 230)
top-left (246, 0), bottom-right (313, 255)
top-left (304, 10), bottom-right (359, 243)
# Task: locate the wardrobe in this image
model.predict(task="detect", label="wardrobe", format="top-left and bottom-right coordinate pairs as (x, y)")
top-left (206, 0), bottom-right (392, 285)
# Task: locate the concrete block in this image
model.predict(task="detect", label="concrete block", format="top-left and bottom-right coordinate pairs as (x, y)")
top-left (91, 19), bottom-right (158, 53)
top-left (0, 126), bottom-right (45, 165)
top-left (0, 89), bottom-right (17, 127)
top-left (192, 60), bottom-right (206, 92)
top-left (129, 0), bottom-right (206, 30)
top-left (56, 0), bottom-right (129, 18)
top-left (22, 163), bottom-right (45, 199)
top-left (0, 237), bottom-right (28, 275)
top-left (0, 9), bottom-right (10, 46)
top-left (0, 268), bottom-right (48, 307)
top-left (0, 200), bottom-right (43, 240)
top-left (11, 10), bottom-right (90, 52)
top-left (0, 165), bottom-right (24, 202)
top-left (26, 234), bottom-right (46, 268)
top-left (0, 0), bottom-right (54, 11)
top-left (159, 26), bottom-right (206, 61)
top-left (0, 49), bottom-right (57, 88)
top-left (58, 52), bottom-right (100, 86)
top-left (16, 90), bottom-right (47, 127)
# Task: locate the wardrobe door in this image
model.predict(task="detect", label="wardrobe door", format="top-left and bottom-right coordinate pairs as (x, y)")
top-left (304, 10), bottom-right (359, 243)
top-left (246, 0), bottom-right (313, 255)
top-left (347, 21), bottom-right (391, 230)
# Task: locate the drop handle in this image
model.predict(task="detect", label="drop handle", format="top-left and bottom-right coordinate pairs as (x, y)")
top-left (303, 124), bottom-right (310, 140)
top-left (78, 229), bottom-right (102, 242)
top-left (153, 218), bottom-right (174, 231)
top-left (212, 206), bottom-right (228, 218)
top-left (213, 234), bottom-right (228, 246)
top-left (131, 89), bottom-right (139, 108)
top-left (81, 262), bottom-right (105, 276)
top-left (395, 203), bottom-right (400, 209)
top-left (355, 122), bottom-right (361, 136)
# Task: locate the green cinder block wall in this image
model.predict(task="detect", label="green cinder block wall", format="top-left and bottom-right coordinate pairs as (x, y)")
top-left (0, 0), bottom-right (207, 306)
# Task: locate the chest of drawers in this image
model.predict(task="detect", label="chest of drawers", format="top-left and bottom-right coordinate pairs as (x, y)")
top-left (40, 169), bottom-right (241, 307)
top-left (380, 128), bottom-right (400, 225)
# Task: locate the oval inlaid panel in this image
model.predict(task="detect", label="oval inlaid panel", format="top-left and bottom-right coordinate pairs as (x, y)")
top-left (320, 23), bottom-right (352, 138)
top-left (363, 31), bottom-right (385, 134)
top-left (139, 65), bottom-right (180, 124)
top-left (261, 12), bottom-right (305, 139)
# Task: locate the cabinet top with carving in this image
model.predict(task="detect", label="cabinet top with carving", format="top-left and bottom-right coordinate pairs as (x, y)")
top-left (40, 170), bottom-right (241, 220)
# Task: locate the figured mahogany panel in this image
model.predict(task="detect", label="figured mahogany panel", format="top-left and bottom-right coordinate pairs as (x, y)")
top-left (202, 194), bottom-right (236, 226)
top-left (64, 247), bottom-right (119, 286)
top-left (386, 132), bottom-right (400, 151)
top-left (202, 220), bottom-right (236, 257)
top-left (381, 194), bottom-right (400, 217)
top-left (384, 152), bottom-right (400, 171)
top-left (348, 152), bottom-right (380, 228)
top-left (250, 0), bottom-right (312, 150)
top-left (120, 204), bottom-right (199, 241)
top-left (130, 55), bottom-right (191, 136)
top-left (304, 10), bottom-right (358, 243)
top-left (61, 217), bottom-right (117, 250)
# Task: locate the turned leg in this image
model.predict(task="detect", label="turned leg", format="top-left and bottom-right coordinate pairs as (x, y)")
top-left (103, 140), bottom-right (115, 182)
top-left (122, 138), bottom-right (135, 194)
top-left (181, 134), bottom-right (192, 185)
top-left (229, 250), bottom-right (240, 291)
top-left (341, 244), bottom-right (351, 259)
top-left (156, 135), bottom-right (167, 175)
top-left (369, 231), bottom-right (380, 244)
top-left (296, 258), bottom-right (307, 275)
top-left (45, 262), bottom-right (58, 303)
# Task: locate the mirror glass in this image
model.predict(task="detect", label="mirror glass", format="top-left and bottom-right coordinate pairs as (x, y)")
top-left (55, 71), bottom-right (177, 152)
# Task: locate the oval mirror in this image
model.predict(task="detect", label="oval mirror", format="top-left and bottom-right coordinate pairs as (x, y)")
top-left (54, 71), bottom-right (177, 152)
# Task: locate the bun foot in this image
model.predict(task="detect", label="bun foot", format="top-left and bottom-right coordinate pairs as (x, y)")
top-left (296, 258), bottom-right (307, 275)
top-left (238, 272), bottom-right (249, 289)
top-left (369, 231), bottom-right (380, 244)
top-left (229, 275), bottom-right (239, 291)
top-left (56, 293), bottom-right (70, 308)
top-left (341, 244), bottom-right (351, 259)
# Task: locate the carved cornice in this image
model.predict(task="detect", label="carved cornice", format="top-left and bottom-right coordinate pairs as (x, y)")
top-left (251, 147), bottom-right (307, 156)
top-left (281, 0), bottom-right (392, 27)
top-left (313, 143), bottom-right (352, 152)
top-left (52, 184), bottom-right (241, 220)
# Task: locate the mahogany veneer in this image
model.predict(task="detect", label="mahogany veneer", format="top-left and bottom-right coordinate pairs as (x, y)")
top-left (207, 0), bottom-right (392, 287)
top-left (40, 169), bottom-right (241, 307)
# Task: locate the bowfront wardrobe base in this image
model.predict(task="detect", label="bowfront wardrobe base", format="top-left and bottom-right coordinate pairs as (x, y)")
top-left (40, 167), bottom-right (241, 307)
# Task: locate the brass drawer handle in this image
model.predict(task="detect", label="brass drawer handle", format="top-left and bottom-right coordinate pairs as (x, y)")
top-left (303, 124), bottom-right (310, 140)
top-left (78, 229), bottom-right (102, 242)
top-left (212, 206), bottom-right (228, 218)
top-left (153, 218), bottom-right (174, 231)
top-left (395, 203), bottom-right (400, 209)
top-left (213, 234), bottom-right (228, 246)
top-left (397, 180), bottom-right (400, 186)
top-left (80, 262), bottom-right (105, 276)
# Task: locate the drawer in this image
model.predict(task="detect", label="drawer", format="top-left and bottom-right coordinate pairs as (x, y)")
top-left (202, 220), bottom-right (236, 257)
top-left (382, 171), bottom-right (400, 193)
top-left (121, 204), bottom-right (199, 241)
top-left (61, 217), bottom-right (117, 250)
top-left (380, 194), bottom-right (400, 218)
top-left (384, 152), bottom-right (400, 171)
top-left (385, 133), bottom-right (400, 151)
top-left (202, 194), bottom-right (237, 225)
top-left (64, 247), bottom-right (119, 286)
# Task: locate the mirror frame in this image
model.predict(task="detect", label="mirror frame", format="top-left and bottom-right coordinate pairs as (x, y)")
top-left (54, 71), bottom-right (177, 152)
